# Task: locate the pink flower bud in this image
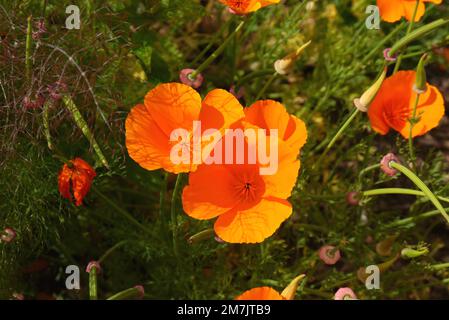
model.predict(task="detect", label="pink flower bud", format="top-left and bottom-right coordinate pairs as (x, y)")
top-left (1, 227), bottom-right (16, 243)
top-left (12, 292), bottom-right (25, 300)
top-left (346, 191), bottom-right (360, 206)
top-left (334, 287), bottom-right (357, 300)
top-left (383, 48), bottom-right (397, 62)
top-left (380, 153), bottom-right (400, 177)
top-left (318, 245), bottom-right (341, 265)
top-left (134, 285), bottom-right (145, 299)
top-left (86, 261), bottom-right (102, 273)
top-left (179, 68), bottom-right (203, 88)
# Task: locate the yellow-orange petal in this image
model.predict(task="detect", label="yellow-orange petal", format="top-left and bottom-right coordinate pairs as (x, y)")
top-left (144, 83), bottom-right (201, 137)
top-left (398, 84), bottom-right (445, 138)
top-left (262, 140), bottom-right (300, 199)
top-left (245, 100), bottom-right (307, 155)
top-left (403, 0), bottom-right (425, 22)
top-left (182, 164), bottom-right (238, 220)
top-left (200, 89), bottom-right (245, 135)
top-left (214, 197), bottom-right (292, 244)
top-left (126, 104), bottom-right (184, 172)
top-left (236, 287), bottom-right (284, 300)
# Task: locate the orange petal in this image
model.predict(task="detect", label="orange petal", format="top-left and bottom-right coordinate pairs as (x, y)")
top-left (126, 104), bottom-right (184, 172)
top-left (200, 89), bottom-right (245, 134)
top-left (377, 0), bottom-right (405, 23)
top-left (398, 84), bottom-right (445, 138)
top-left (182, 164), bottom-right (238, 220)
top-left (58, 165), bottom-right (72, 200)
top-left (403, 0), bottom-right (425, 22)
top-left (144, 83), bottom-right (201, 137)
top-left (245, 100), bottom-right (307, 155)
top-left (262, 140), bottom-right (300, 199)
top-left (214, 197), bottom-right (292, 243)
top-left (236, 287), bottom-right (284, 300)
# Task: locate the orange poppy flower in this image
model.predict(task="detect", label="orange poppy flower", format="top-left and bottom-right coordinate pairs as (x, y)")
top-left (377, 0), bottom-right (442, 23)
top-left (125, 83), bottom-right (245, 174)
top-left (182, 102), bottom-right (306, 244)
top-left (243, 100), bottom-right (307, 157)
top-left (220, 0), bottom-right (280, 15)
top-left (58, 158), bottom-right (96, 206)
top-left (236, 287), bottom-right (284, 300)
top-left (368, 70), bottom-right (444, 139)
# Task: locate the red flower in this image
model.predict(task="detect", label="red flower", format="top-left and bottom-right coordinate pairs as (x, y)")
top-left (58, 158), bottom-right (96, 206)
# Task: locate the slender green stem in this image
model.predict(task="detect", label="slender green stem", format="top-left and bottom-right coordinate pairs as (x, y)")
top-left (98, 240), bottom-right (127, 264)
top-left (254, 72), bottom-right (277, 101)
top-left (171, 174), bottom-right (184, 257)
top-left (235, 70), bottom-right (273, 88)
top-left (25, 15), bottom-right (32, 82)
top-left (431, 262), bottom-right (449, 271)
top-left (389, 162), bottom-right (449, 225)
top-left (317, 108), bottom-right (359, 166)
top-left (92, 187), bottom-right (152, 236)
top-left (62, 96), bottom-right (110, 169)
top-left (191, 19), bottom-right (233, 66)
top-left (107, 287), bottom-right (143, 300)
top-left (42, 101), bottom-right (53, 150)
top-left (358, 164), bottom-right (381, 180)
top-left (385, 208), bottom-right (444, 228)
top-left (190, 20), bottom-right (245, 79)
top-left (89, 267), bottom-right (98, 300)
top-left (393, 0), bottom-right (420, 73)
top-left (362, 188), bottom-right (449, 203)
top-left (408, 93), bottom-right (421, 161)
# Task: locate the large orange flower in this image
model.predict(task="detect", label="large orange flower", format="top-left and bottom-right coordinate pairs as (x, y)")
top-left (182, 101), bottom-right (307, 244)
top-left (236, 287), bottom-right (284, 300)
top-left (368, 70), bottom-right (444, 139)
top-left (219, 0), bottom-right (280, 15)
top-left (125, 83), bottom-right (244, 173)
top-left (58, 158), bottom-right (96, 206)
top-left (377, 0), bottom-right (442, 23)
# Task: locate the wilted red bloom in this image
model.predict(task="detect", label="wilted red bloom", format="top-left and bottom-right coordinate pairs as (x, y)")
top-left (58, 158), bottom-right (96, 206)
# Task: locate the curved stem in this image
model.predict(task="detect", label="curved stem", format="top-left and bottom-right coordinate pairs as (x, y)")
top-left (408, 93), bottom-right (421, 161)
top-left (385, 208), bottom-right (443, 228)
top-left (393, 0), bottom-right (420, 73)
top-left (98, 240), bottom-right (127, 264)
top-left (107, 286), bottom-right (143, 300)
top-left (362, 187), bottom-right (449, 203)
top-left (191, 20), bottom-right (245, 79)
top-left (389, 162), bottom-right (449, 225)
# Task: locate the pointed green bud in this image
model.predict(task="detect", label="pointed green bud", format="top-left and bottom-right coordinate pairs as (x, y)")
top-left (353, 67), bottom-right (387, 112)
top-left (401, 247), bottom-right (429, 259)
top-left (187, 228), bottom-right (215, 244)
top-left (413, 53), bottom-right (429, 94)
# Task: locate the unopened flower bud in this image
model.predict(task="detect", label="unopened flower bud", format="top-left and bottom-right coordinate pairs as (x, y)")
top-left (1, 227), bottom-right (16, 243)
top-left (134, 285), bottom-right (145, 299)
top-left (86, 261), bottom-right (102, 274)
top-left (346, 191), bottom-right (360, 206)
top-left (413, 53), bottom-right (429, 94)
top-left (274, 40), bottom-right (311, 75)
top-left (383, 48), bottom-right (397, 62)
top-left (188, 228), bottom-right (215, 244)
top-left (380, 153), bottom-right (400, 177)
top-left (281, 274), bottom-right (306, 300)
top-left (334, 287), bottom-right (357, 300)
top-left (318, 245), bottom-right (341, 265)
top-left (353, 67), bottom-right (387, 112)
top-left (401, 247), bottom-right (429, 259)
top-left (179, 68), bottom-right (203, 88)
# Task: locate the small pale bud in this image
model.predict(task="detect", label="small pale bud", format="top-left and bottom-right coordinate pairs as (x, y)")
top-left (280, 274), bottom-right (306, 300)
top-left (353, 67), bottom-right (387, 112)
top-left (274, 40), bottom-right (311, 75)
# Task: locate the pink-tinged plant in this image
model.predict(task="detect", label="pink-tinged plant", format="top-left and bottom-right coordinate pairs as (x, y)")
top-left (380, 153), bottom-right (400, 177)
top-left (179, 68), bottom-right (204, 88)
top-left (318, 245), bottom-right (341, 265)
top-left (334, 287), bottom-right (357, 300)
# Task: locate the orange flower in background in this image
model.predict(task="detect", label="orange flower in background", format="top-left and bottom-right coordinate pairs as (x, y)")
top-left (368, 70), bottom-right (444, 139)
top-left (236, 275), bottom-right (305, 300)
top-left (58, 158), bottom-right (96, 206)
top-left (236, 287), bottom-right (284, 300)
top-left (220, 0), bottom-right (280, 15)
top-left (182, 102), bottom-right (307, 244)
top-left (377, 0), bottom-right (442, 23)
top-left (125, 83), bottom-right (244, 174)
